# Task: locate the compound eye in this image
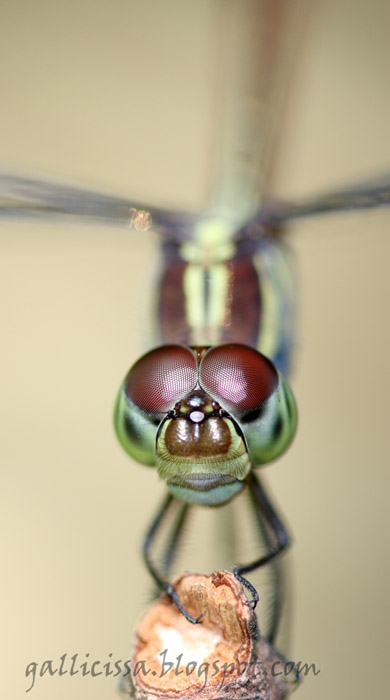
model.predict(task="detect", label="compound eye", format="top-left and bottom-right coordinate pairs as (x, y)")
top-left (125, 345), bottom-right (198, 415)
top-left (199, 344), bottom-right (278, 414)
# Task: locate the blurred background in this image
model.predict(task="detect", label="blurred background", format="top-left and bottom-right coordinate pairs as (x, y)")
top-left (0, 1), bottom-right (389, 698)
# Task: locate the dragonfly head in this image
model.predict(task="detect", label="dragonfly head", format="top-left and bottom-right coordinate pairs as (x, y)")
top-left (114, 344), bottom-right (297, 506)
top-left (154, 388), bottom-right (251, 505)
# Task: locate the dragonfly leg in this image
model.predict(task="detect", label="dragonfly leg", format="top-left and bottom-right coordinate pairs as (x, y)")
top-left (233, 472), bottom-right (290, 619)
top-left (143, 493), bottom-right (204, 624)
top-left (160, 501), bottom-right (190, 577)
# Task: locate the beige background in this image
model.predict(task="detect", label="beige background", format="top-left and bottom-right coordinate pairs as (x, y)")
top-left (1, 1), bottom-right (389, 699)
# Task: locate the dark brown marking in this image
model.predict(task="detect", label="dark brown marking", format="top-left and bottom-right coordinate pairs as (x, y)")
top-left (158, 258), bottom-right (191, 345)
top-left (218, 255), bottom-right (261, 346)
top-left (164, 417), bottom-right (231, 458)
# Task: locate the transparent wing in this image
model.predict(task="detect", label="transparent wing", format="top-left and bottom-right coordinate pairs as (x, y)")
top-left (246, 178), bottom-right (390, 232)
top-left (0, 171), bottom-right (199, 241)
top-left (205, 0), bottom-right (309, 226)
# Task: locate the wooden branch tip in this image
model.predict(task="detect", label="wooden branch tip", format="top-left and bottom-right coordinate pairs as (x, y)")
top-left (119, 571), bottom-right (300, 699)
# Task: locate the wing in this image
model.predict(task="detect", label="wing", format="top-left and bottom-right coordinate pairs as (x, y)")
top-left (204, 0), bottom-right (309, 227)
top-left (244, 178), bottom-right (390, 234)
top-left (0, 172), bottom-right (199, 241)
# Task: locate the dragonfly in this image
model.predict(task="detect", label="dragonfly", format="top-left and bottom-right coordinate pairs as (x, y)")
top-left (1, 0), bottom-right (389, 658)
top-left (1, 175), bottom-right (389, 634)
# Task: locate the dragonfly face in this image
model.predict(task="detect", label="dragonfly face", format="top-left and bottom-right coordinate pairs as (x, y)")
top-left (114, 343), bottom-right (297, 505)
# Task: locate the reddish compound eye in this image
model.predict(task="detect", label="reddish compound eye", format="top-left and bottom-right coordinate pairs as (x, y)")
top-left (125, 345), bottom-right (198, 414)
top-left (199, 344), bottom-right (278, 414)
